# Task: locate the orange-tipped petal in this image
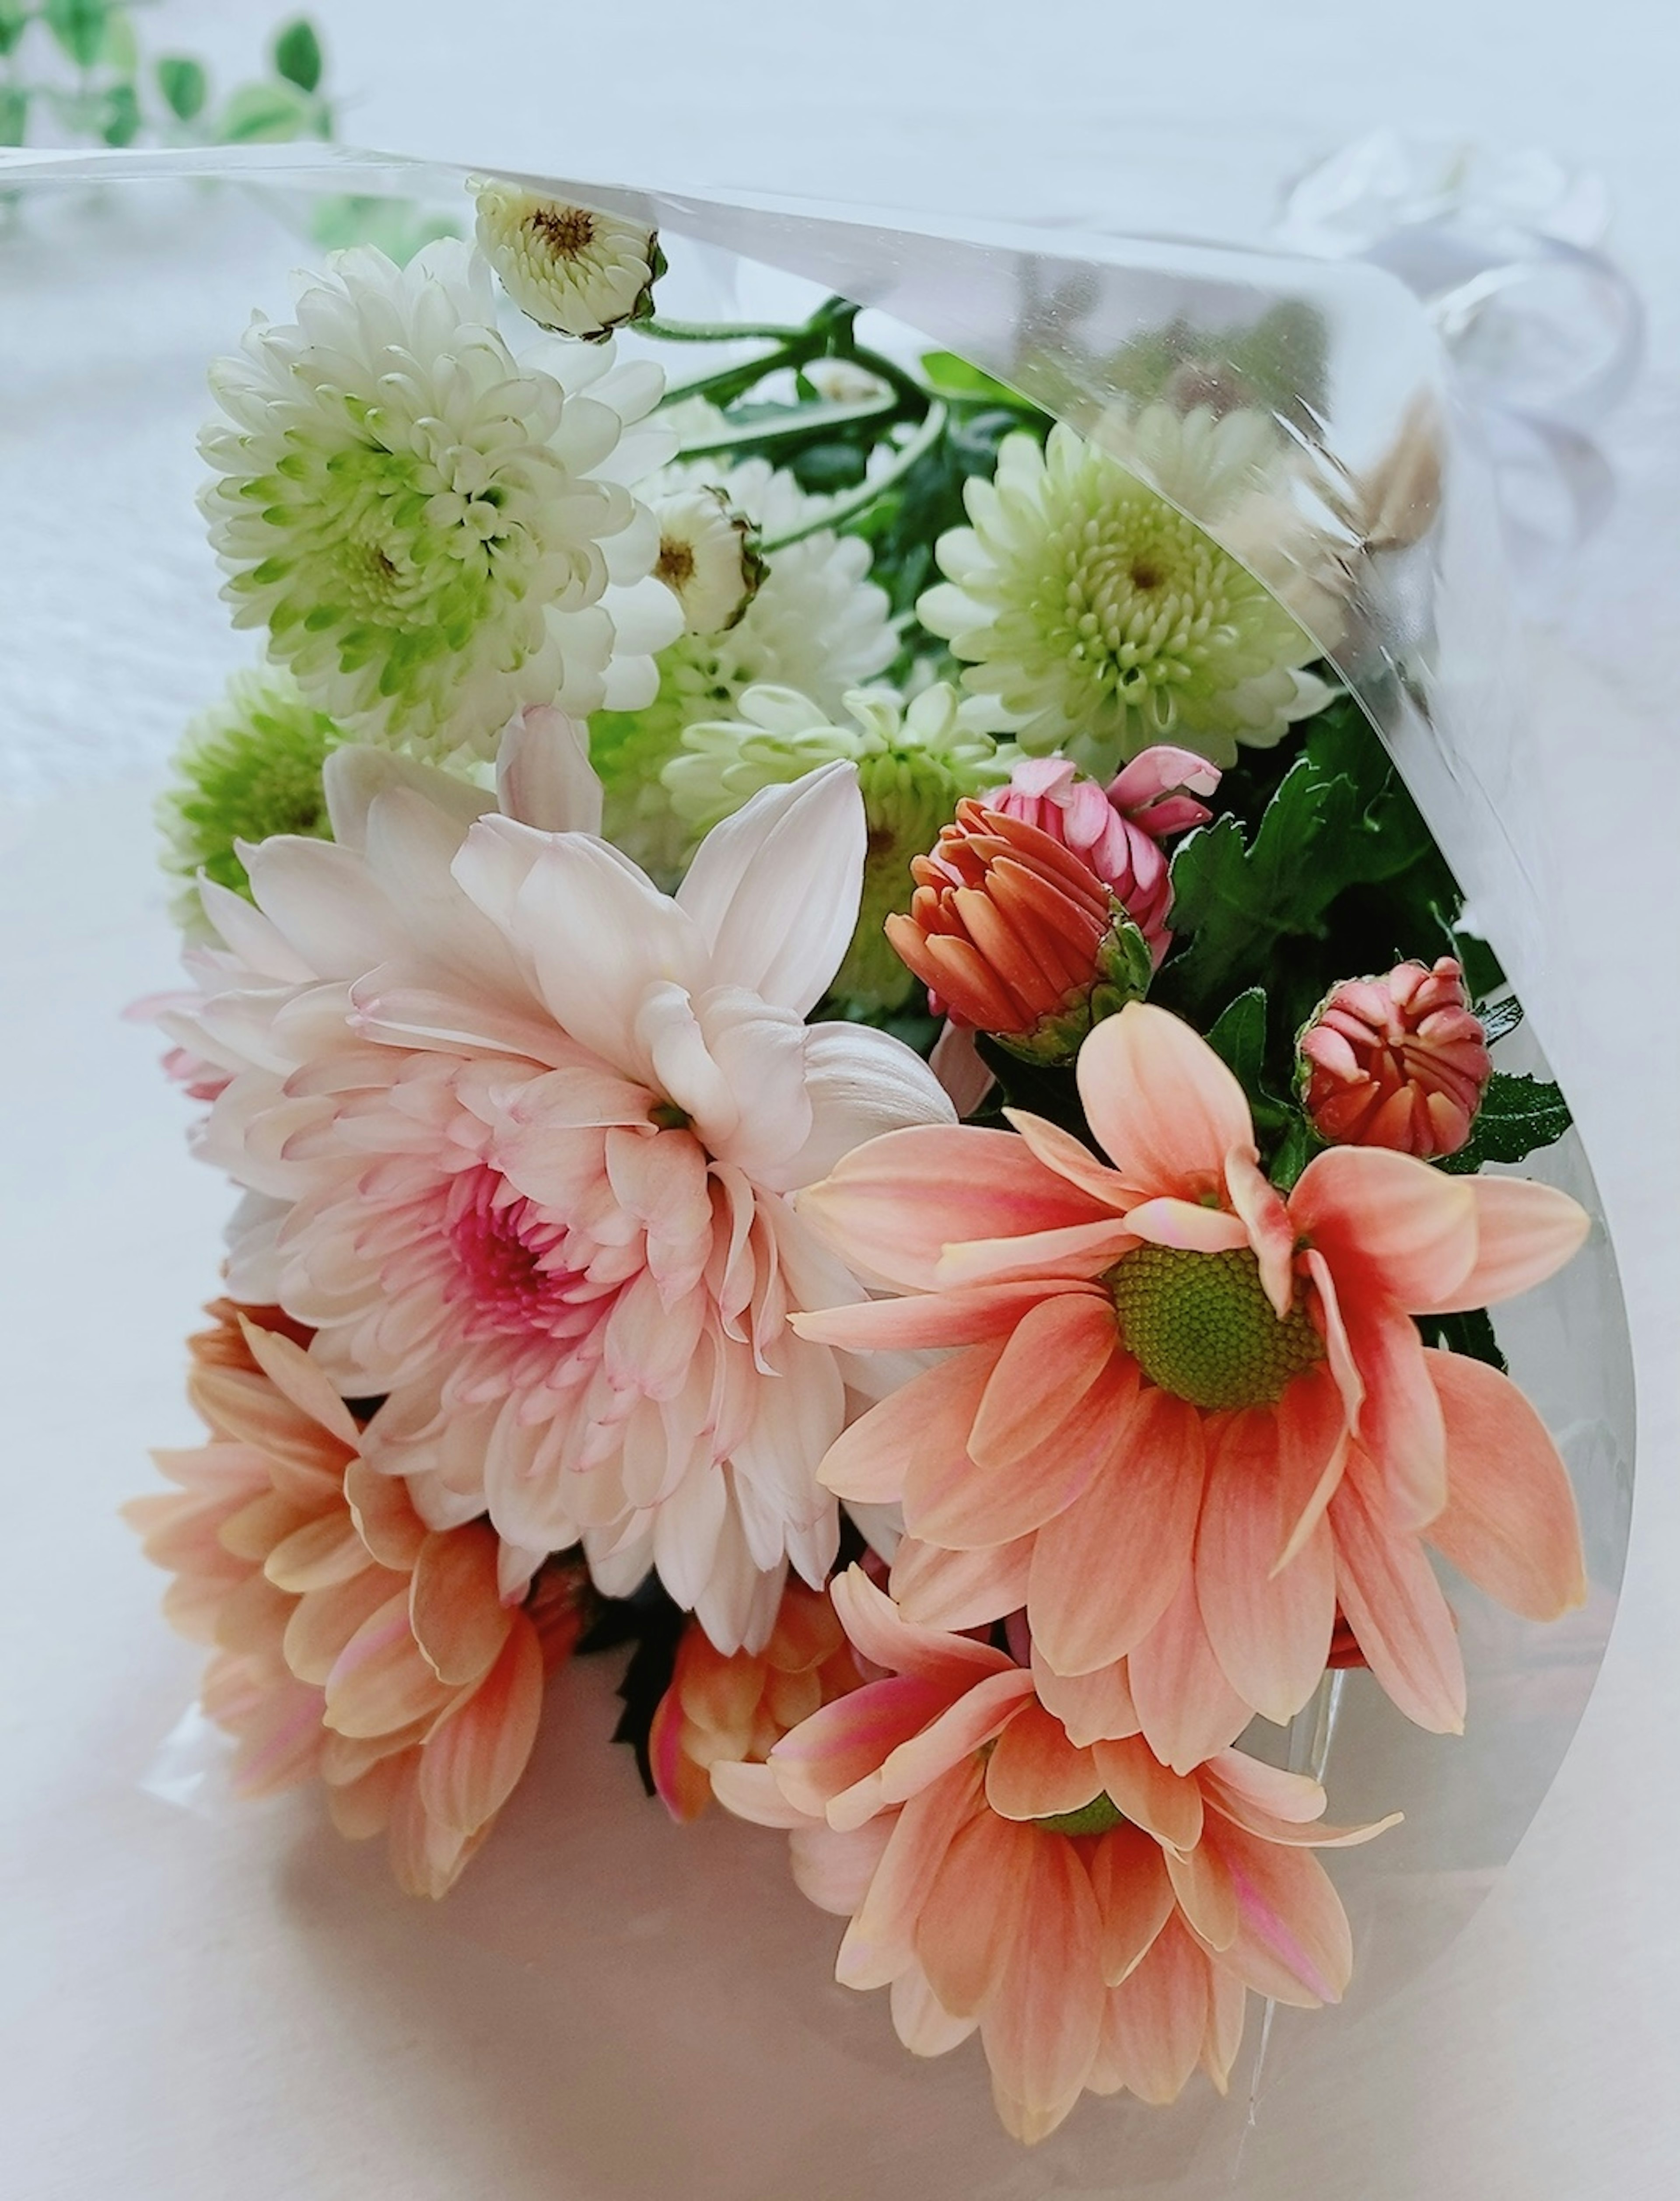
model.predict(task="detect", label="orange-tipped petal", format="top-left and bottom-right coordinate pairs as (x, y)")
top-left (892, 1535), bottom-right (1034, 1633)
top-left (836, 1758), bottom-right (982, 1990)
top-left (1329, 1467), bottom-right (1466, 1734)
top-left (1028, 1387), bottom-right (1205, 1675)
top-left (819, 1339), bottom-right (1005, 1505)
top-left (1126, 1569), bottom-right (1252, 1774)
top-left (1417, 1175), bottom-right (1592, 1313)
top-left (1091, 1734), bottom-right (1204, 1851)
top-left (1089, 1823), bottom-right (1177, 1984)
top-left (1195, 1411), bottom-right (1335, 1725)
top-left (798, 1124), bottom-right (1107, 1291)
top-left (1289, 1145), bottom-right (1480, 1309)
top-left (416, 1617), bottom-right (544, 1835)
top-left (1097, 1914), bottom-right (1212, 2105)
top-left (408, 1523), bottom-right (515, 1687)
top-left (984, 1702), bottom-right (1102, 1821)
top-left (1424, 1348), bottom-right (1587, 1619)
top-left (1077, 1004), bottom-right (1254, 1199)
top-left (983, 1832), bottom-right (1107, 2144)
top-left (908, 1352), bottom-right (1137, 1551)
top-left (968, 1291), bottom-right (1119, 1470)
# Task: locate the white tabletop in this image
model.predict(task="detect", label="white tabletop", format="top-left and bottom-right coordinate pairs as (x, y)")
top-left (4, 3), bottom-right (1679, 2196)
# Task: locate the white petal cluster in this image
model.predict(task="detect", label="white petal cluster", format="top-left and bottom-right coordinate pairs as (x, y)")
top-left (200, 241), bottom-right (682, 762)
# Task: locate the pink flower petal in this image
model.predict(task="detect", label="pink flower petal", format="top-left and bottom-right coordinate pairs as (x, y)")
top-left (1091, 1733), bottom-right (1204, 1851)
top-left (1329, 1463), bottom-right (1466, 1734)
top-left (1077, 1004), bottom-right (1255, 1199)
top-left (890, 1962), bottom-right (980, 2057)
top-left (1029, 1643), bottom-right (1143, 1749)
top-left (968, 1292), bottom-right (1121, 1470)
top-left (791, 1279), bottom-right (1089, 1352)
top-left (1338, 1295), bottom-right (1447, 1530)
top-left (932, 1217), bottom-right (1141, 1290)
top-left (1223, 1146), bottom-right (1296, 1316)
top-left (1097, 1914), bottom-right (1212, 2105)
top-left (1121, 1198), bottom-right (1251, 1254)
top-left (980, 1827), bottom-right (1106, 2143)
top-left (836, 1760), bottom-right (983, 1989)
top-left (1001, 1109), bottom-right (1139, 1211)
top-left (1126, 1568), bottom-right (1253, 1774)
top-left (818, 1340), bottom-right (1005, 1506)
top-left (768, 1675), bottom-right (954, 1820)
top-left (915, 1808), bottom-right (1036, 2018)
top-left (1289, 1145), bottom-right (1479, 1309)
top-left (1272, 1366), bottom-right (1353, 1573)
top-left (797, 1125), bottom-right (1108, 1292)
top-left (1424, 1348), bottom-right (1586, 1620)
top-left (1195, 1410), bottom-right (1336, 1725)
top-left (1028, 1386), bottom-right (1206, 1675)
top-left (408, 1523), bottom-right (515, 1688)
top-left (829, 1564), bottom-right (1015, 1687)
top-left (1213, 1823), bottom-right (1353, 2007)
top-left (891, 1535), bottom-right (1034, 1633)
top-left (984, 1702), bottom-right (1103, 1821)
top-left (416, 1617), bottom-right (543, 1836)
top-left (1089, 1823), bottom-right (1177, 1985)
top-left (1165, 1839), bottom-right (1239, 1952)
top-left (1416, 1176), bottom-right (1592, 1314)
top-left (830, 1668), bottom-right (1038, 1830)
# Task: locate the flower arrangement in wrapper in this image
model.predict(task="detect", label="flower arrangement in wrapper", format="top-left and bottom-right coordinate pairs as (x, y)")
top-left (7, 140), bottom-right (1627, 2161)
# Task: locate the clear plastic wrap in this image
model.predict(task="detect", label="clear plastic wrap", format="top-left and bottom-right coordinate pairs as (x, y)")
top-left (1, 143), bottom-right (1635, 2194)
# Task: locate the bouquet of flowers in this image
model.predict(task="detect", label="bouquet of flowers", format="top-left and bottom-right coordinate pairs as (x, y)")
top-left (101, 152), bottom-right (1625, 2150)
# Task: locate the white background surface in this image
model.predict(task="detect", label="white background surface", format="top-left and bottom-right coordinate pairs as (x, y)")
top-left (4, 3), bottom-right (1679, 2197)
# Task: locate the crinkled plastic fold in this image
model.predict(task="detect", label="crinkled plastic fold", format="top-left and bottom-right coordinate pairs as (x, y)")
top-left (2, 143), bottom-right (1634, 2194)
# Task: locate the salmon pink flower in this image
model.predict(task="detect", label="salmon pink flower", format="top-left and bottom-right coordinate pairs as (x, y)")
top-left (649, 1578), bottom-right (863, 1821)
top-left (792, 1003), bottom-right (1590, 1751)
top-left (157, 717), bottom-right (953, 1654)
top-left (991, 747), bottom-right (1220, 969)
top-left (714, 1569), bottom-right (1395, 2144)
top-left (128, 1304), bottom-right (576, 1897)
top-left (1299, 956), bottom-right (1493, 1159)
top-left (885, 799), bottom-right (1153, 1060)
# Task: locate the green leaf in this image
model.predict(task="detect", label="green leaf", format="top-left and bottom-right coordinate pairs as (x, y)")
top-left (99, 4), bottom-right (136, 72)
top-left (1477, 994), bottom-right (1523, 1047)
top-left (156, 54), bottom-right (208, 122)
top-left (215, 78), bottom-right (318, 143)
top-left (1416, 1305), bottom-right (1507, 1374)
top-left (0, 1), bottom-right (26, 61)
top-left (1438, 1072), bottom-right (1571, 1173)
top-left (1204, 987), bottom-right (1268, 1092)
top-left (44, 0), bottom-right (109, 68)
top-left (0, 83), bottom-right (28, 144)
top-left (272, 16), bottom-right (323, 94)
top-left (919, 350), bottom-right (1035, 408)
top-left (789, 439), bottom-right (871, 493)
top-left (99, 77), bottom-right (139, 144)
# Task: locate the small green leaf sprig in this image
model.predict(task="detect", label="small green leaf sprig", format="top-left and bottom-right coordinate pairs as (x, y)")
top-left (0, 7), bottom-right (331, 154)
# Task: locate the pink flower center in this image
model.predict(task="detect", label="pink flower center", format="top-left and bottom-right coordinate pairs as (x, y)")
top-left (443, 1165), bottom-right (580, 1339)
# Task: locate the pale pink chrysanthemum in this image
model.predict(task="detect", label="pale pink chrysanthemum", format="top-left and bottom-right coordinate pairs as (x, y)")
top-left (159, 712), bottom-right (952, 1651)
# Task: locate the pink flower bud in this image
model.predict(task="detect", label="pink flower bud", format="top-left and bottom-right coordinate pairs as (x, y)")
top-left (1299, 957), bottom-right (1493, 1159)
top-left (991, 747), bottom-right (1219, 968)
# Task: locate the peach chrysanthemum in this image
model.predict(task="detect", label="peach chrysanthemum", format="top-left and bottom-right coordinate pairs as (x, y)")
top-left (649, 1578), bottom-right (863, 1822)
top-left (129, 1302), bottom-right (578, 1897)
top-left (716, 1570), bottom-right (1396, 2144)
top-left (157, 715), bottom-right (952, 1653)
top-left (794, 1003), bottom-right (1590, 1755)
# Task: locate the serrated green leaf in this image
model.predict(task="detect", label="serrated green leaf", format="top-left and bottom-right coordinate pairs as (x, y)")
top-left (44, 0), bottom-right (108, 67)
top-left (215, 77), bottom-right (317, 144)
top-left (272, 17), bottom-right (322, 94)
top-left (1438, 1071), bottom-right (1571, 1174)
top-left (99, 77), bottom-right (139, 145)
top-left (1204, 987), bottom-right (1267, 1089)
top-left (0, 83), bottom-right (28, 143)
top-left (156, 53), bottom-right (208, 122)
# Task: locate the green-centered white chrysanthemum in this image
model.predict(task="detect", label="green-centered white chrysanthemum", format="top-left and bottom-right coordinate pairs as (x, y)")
top-left (918, 421), bottom-right (1330, 773)
top-left (470, 180), bottom-right (664, 341)
top-left (199, 240), bottom-right (682, 762)
top-left (666, 681), bottom-right (1008, 1010)
top-left (591, 449), bottom-right (897, 878)
top-left (158, 668), bottom-right (344, 940)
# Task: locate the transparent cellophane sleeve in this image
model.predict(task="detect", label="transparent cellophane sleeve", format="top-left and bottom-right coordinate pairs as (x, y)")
top-left (2, 142), bottom-right (1633, 2195)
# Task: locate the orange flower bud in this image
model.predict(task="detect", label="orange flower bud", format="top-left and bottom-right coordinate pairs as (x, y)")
top-left (885, 799), bottom-right (1152, 1061)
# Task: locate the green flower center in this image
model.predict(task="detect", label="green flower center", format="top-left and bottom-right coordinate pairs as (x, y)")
top-left (1107, 1243), bottom-right (1322, 1411)
top-left (1033, 1793), bottom-right (1128, 1836)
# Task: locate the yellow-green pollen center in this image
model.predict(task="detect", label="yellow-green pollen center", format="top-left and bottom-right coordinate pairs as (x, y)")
top-left (1107, 1244), bottom-right (1323, 1411)
top-left (1033, 1793), bottom-right (1128, 1836)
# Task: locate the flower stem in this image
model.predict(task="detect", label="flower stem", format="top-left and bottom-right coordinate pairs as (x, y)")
top-left (758, 402), bottom-right (949, 553)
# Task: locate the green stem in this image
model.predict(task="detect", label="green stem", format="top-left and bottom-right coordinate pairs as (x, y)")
top-left (641, 315), bottom-right (808, 345)
top-left (758, 401), bottom-right (948, 553)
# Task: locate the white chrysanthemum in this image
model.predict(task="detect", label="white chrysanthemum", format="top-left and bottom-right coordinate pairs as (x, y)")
top-left (471, 180), bottom-right (663, 340)
top-left (1095, 400), bottom-right (1356, 656)
top-left (653, 485), bottom-right (764, 634)
top-left (200, 240), bottom-right (682, 761)
top-left (665, 682), bottom-right (1008, 1009)
top-left (157, 717), bottom-right (953, 1653)
top-left (919, 421), bottom-right (1331, 772)
top-left (591, 449), bottom-right (897, 877)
